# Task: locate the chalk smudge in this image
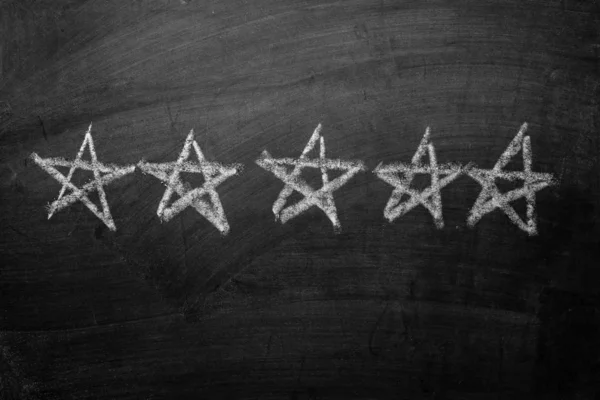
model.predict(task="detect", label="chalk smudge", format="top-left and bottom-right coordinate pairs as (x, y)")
top-left (30, 123), bottom-right (136, 231)
top-left (255, 123), bottom-right (366, 232)
top-left (137, 129), bottom-right (242, 235)
top-left (466, 122), bottom-right (556, 236)
top-left (373, 127), bottom-right (464, 228)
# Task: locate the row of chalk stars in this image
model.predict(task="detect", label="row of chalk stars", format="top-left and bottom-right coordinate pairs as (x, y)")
top-left (31, 122), bottom-right (555, 236)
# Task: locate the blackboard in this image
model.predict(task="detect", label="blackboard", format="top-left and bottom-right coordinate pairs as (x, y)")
top-left (1, 1), bottom-right (599, 399)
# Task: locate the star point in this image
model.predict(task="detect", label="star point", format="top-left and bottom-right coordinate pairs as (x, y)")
top-left (137, 129), bottom-right (242, 235)
top-left (31, 123), bottom-right (135, 231)
top-left (255, 123), bottom-right (366, 231)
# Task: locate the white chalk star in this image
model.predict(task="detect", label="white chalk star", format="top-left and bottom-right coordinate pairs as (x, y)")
top-left (466, 122), bottom-right (556, 235)
top-left (255, 123), bottom-right (366, 231)
top-left (373, 127), bottom-right (464, 228)
top-left (137, 129), bottom-right (242, 235)
top-left (30, 123), bottom-right (135, 231)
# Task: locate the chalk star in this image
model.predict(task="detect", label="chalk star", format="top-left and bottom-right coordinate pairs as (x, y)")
top-left (373, 127), bottom-right (464, 228)
top-left (255, 123), bottom-right (366, 231)
top-left (30, 123), bottom-right (135, 231)
top-left (137, 129), bottom-right (242, 235)
top-left (466, 122), bottom-right (556, 236)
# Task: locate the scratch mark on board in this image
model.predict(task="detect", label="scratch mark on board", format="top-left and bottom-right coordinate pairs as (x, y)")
top-left (67, 209), bottom-right (86, 237)
top-left (38, 116), bottom-right (48, 141)
top-left (8, 225), bottom-right (46, 246)
top-left (368, 300), bottom-right (390, 357)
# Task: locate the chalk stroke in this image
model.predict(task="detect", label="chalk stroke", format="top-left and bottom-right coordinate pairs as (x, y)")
top-left (137, 129), bottom-right (242, 235)
top-left (30, 123), bottom-right (135, 231)
top-left (373, 127), bottom-right (465, 228)
top-left (255, 123), bottom-right (366, 231)
top-left (466, 122), bottom-right (556, 236)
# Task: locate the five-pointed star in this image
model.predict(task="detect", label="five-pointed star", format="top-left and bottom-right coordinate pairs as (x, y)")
top-left (373, 127), bottom-right (464, 228)
top-left (466, 122), bottom-right (556, 236)
top-left (255, 123), bottom-right (366, 231)
top-left (137, 129), bottom-right (242, 235)
top-left (30, 123), bottom-right (135, 231)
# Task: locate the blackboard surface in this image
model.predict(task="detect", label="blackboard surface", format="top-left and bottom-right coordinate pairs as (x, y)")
top-left (1, 1), bottom-right (599, 399)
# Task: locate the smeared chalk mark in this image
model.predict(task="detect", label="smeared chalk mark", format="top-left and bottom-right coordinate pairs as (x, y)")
top-left (466, 122), bottom-right (556, 236)
top-left (0, 101), bottom-right (12, 122)
top-left (373, 127), bottom-right (465, 228)
top-left (137, 129), bottom-right (242, 235)
top-left (255, 123), bottom-right (366, 232)
top-left (30, 123), bottom-right (135, 231)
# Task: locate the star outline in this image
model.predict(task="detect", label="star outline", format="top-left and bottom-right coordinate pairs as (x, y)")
top-left (373, 127), bottom-right (465, 228)
top-left (255, 123), bottom-right (366, 231)
top-left (466, 122), bottom-right (556, 235)
top-left (30, 122), bottom-right (136, 231)
top-left (137, 129), bottom-right (242, 235)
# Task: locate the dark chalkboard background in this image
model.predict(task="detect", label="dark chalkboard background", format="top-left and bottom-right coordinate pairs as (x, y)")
top-left (1, 1), bottom-right (599, 399)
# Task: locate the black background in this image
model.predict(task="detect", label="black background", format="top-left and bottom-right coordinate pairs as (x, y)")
top-left (1, 1), bottom-right (599, 399)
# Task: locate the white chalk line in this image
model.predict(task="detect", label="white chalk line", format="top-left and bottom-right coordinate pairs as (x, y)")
top-left (260, 158), bottom-right (365, 170)
top-left (466, 122), bottom-right (556, 236)
top-left (31, 123), bottom-right (136, 231)
top-left (373, 127), bottom-right (465, 229)
top-left (256, 153), bottom-right (365, 226)
top-left (137, 129), bottom-right (242, 235)
top-left (270, 123), bottom-right (323, 220)
top-left (255, 123), bottom-right (366, 231)
top-left (138, 162), bottom-right (237, 229)
top-left (31, 121), bottom-right (557, 235)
